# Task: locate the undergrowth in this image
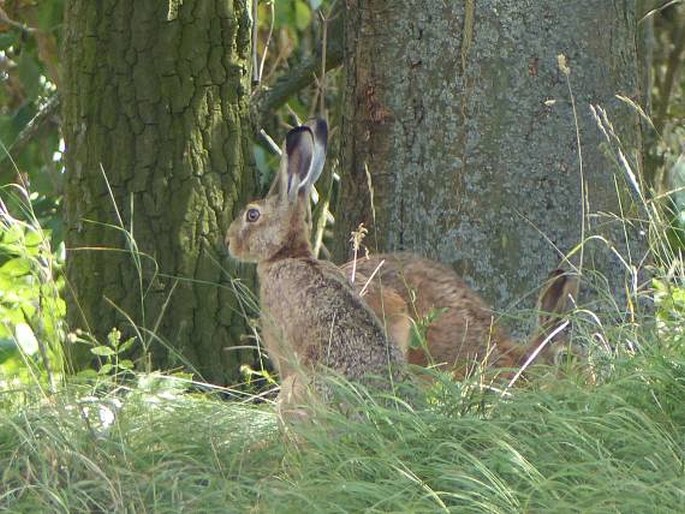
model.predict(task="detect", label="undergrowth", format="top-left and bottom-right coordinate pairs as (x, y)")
top-left (0, 337), bottom-right (683, 513)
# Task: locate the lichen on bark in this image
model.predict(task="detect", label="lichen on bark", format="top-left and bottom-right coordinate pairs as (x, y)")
top-left (337, 0), bottom-right (646, 335)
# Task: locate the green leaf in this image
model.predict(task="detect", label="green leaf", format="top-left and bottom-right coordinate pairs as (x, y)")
top-left (98, 363), bottom-right (114, 375)
top-left (76, 368), bottom-right (99, 379)
top-left (15, 323), bottom-right (38, 355)
top-left (0, 32), bottom-right (17, 51)
top-left (118, 337), bottom-right (137, 353)
top-left (23, 228), bottom-right (45, 252)
top-left (0, 224), bottom-right (24, 250)
top-left (0, 257), bottom-right (32, 278)
top-left (170, 371), bottom-right (194, 381)
top-left (0, 306), bottom-right (32, 328)
top-left (118, 359), bottom-right (134, 370)
top-left (91, 346), bottom-right (116, 357)
top-left (294, 0), bottom-right (312, 31)
top-left (0, 337), bottom-right (19, 364)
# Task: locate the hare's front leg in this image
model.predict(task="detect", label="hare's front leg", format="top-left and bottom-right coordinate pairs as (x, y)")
top-left (276, 373), bottom-right (315, 426)
top-left (259, 315), bottom-right (297, 378)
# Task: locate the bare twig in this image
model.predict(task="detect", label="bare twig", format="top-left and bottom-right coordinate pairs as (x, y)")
top-left (251, 0), bottom-right (259, 83)
top-left (318, 9), bottom-right (329, 116)
top-left (0, 7), bottom-right (38, 33)
top-left (251, 10), bottom-right (343, 131)
top-left (259, 2), bottom-right (275, 84)
top-left (0, 93), bottom-right (60, 165)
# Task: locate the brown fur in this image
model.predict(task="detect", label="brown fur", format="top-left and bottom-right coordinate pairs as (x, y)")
top-left (342, 253), bottom-right (579, 379)
top-left (225, 121), bottom-right (404, 420)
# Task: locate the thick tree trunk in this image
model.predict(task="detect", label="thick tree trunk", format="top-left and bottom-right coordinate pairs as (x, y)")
top-left (337, 1), bottom-right (646, 334)
top-left (62, 1), bottom-right (255, 384)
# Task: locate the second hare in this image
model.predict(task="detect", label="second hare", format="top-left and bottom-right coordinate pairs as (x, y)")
top-left (343, 253), bottom-right (579, 379)
top-left (226, 120), bottom-right (405, 419)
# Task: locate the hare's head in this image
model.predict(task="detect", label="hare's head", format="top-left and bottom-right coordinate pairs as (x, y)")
top-left (226, 119), bottom-right (328, 263)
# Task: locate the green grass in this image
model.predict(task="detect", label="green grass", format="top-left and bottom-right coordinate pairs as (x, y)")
top-left (1, 337), bottom-right (684, 513)
top-left (0, 382), bottom-right (281, 512)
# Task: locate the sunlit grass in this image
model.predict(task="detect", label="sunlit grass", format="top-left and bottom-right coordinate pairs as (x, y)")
top-left (1, 337), bottom-right (683, 512)
top-left (0, 380), bottom-right (280, 512)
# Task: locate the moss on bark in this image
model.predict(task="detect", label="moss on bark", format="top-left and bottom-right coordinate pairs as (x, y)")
top-left (62, 0), bottom-right (256, 383)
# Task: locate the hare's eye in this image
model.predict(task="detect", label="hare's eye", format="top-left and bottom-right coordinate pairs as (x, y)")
top-left (246, 208), bottom-right (260, 223)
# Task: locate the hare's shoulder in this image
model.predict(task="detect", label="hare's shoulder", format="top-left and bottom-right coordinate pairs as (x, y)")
top-left (261, 258), bottom-right (357, 300)
top-left (260, 257), bottom-right (384, 346)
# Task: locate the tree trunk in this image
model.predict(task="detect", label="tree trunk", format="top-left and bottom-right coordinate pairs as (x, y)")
top-left (337, 1), bottom-right (646, 334)
top-left (61, 1), bottom-right (255, 384)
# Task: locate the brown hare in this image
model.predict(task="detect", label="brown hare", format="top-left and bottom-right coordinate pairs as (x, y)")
top-left (225, 120), bottom-right (405, 420)
top-left (342, 253), bottom-right (579, 380)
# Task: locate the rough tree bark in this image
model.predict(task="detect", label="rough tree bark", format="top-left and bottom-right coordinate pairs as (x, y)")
top-left (337, 1), bottom-right (647, 334)
top-left (62, 1), bottom-right (255, 384)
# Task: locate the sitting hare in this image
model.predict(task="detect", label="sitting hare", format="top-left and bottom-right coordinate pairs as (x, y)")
top-left (342, 253), bottom-right (579, 380)
top-left (225, 120), bottom-right (405, 420)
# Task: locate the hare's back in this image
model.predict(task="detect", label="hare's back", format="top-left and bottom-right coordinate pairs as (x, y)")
top-left (259, 258), bottom-right (403, 378)
top-left (348, 253), bottom-right (514, 367)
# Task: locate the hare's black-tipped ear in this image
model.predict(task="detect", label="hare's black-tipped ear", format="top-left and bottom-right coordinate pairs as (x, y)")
top-left (284, 126), bottom-right (315, 201)
top-left (537, 269), bottom-right (578, 328)
top-left (303, 118), bottom-right (328, 187)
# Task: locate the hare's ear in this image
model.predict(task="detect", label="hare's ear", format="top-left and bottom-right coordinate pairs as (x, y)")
top-left (271, 119), bottom-right (328, 202)
top-left (536, 269), bottom-right (578, 328)
top-left (265, 124), bottom-right (314, 199)
top-left (284, 125), bottom-right (315, 201)
top-left (303, 118), bottom-right (328, 187)
top-left (291, 119), bottom-right (328, 196)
